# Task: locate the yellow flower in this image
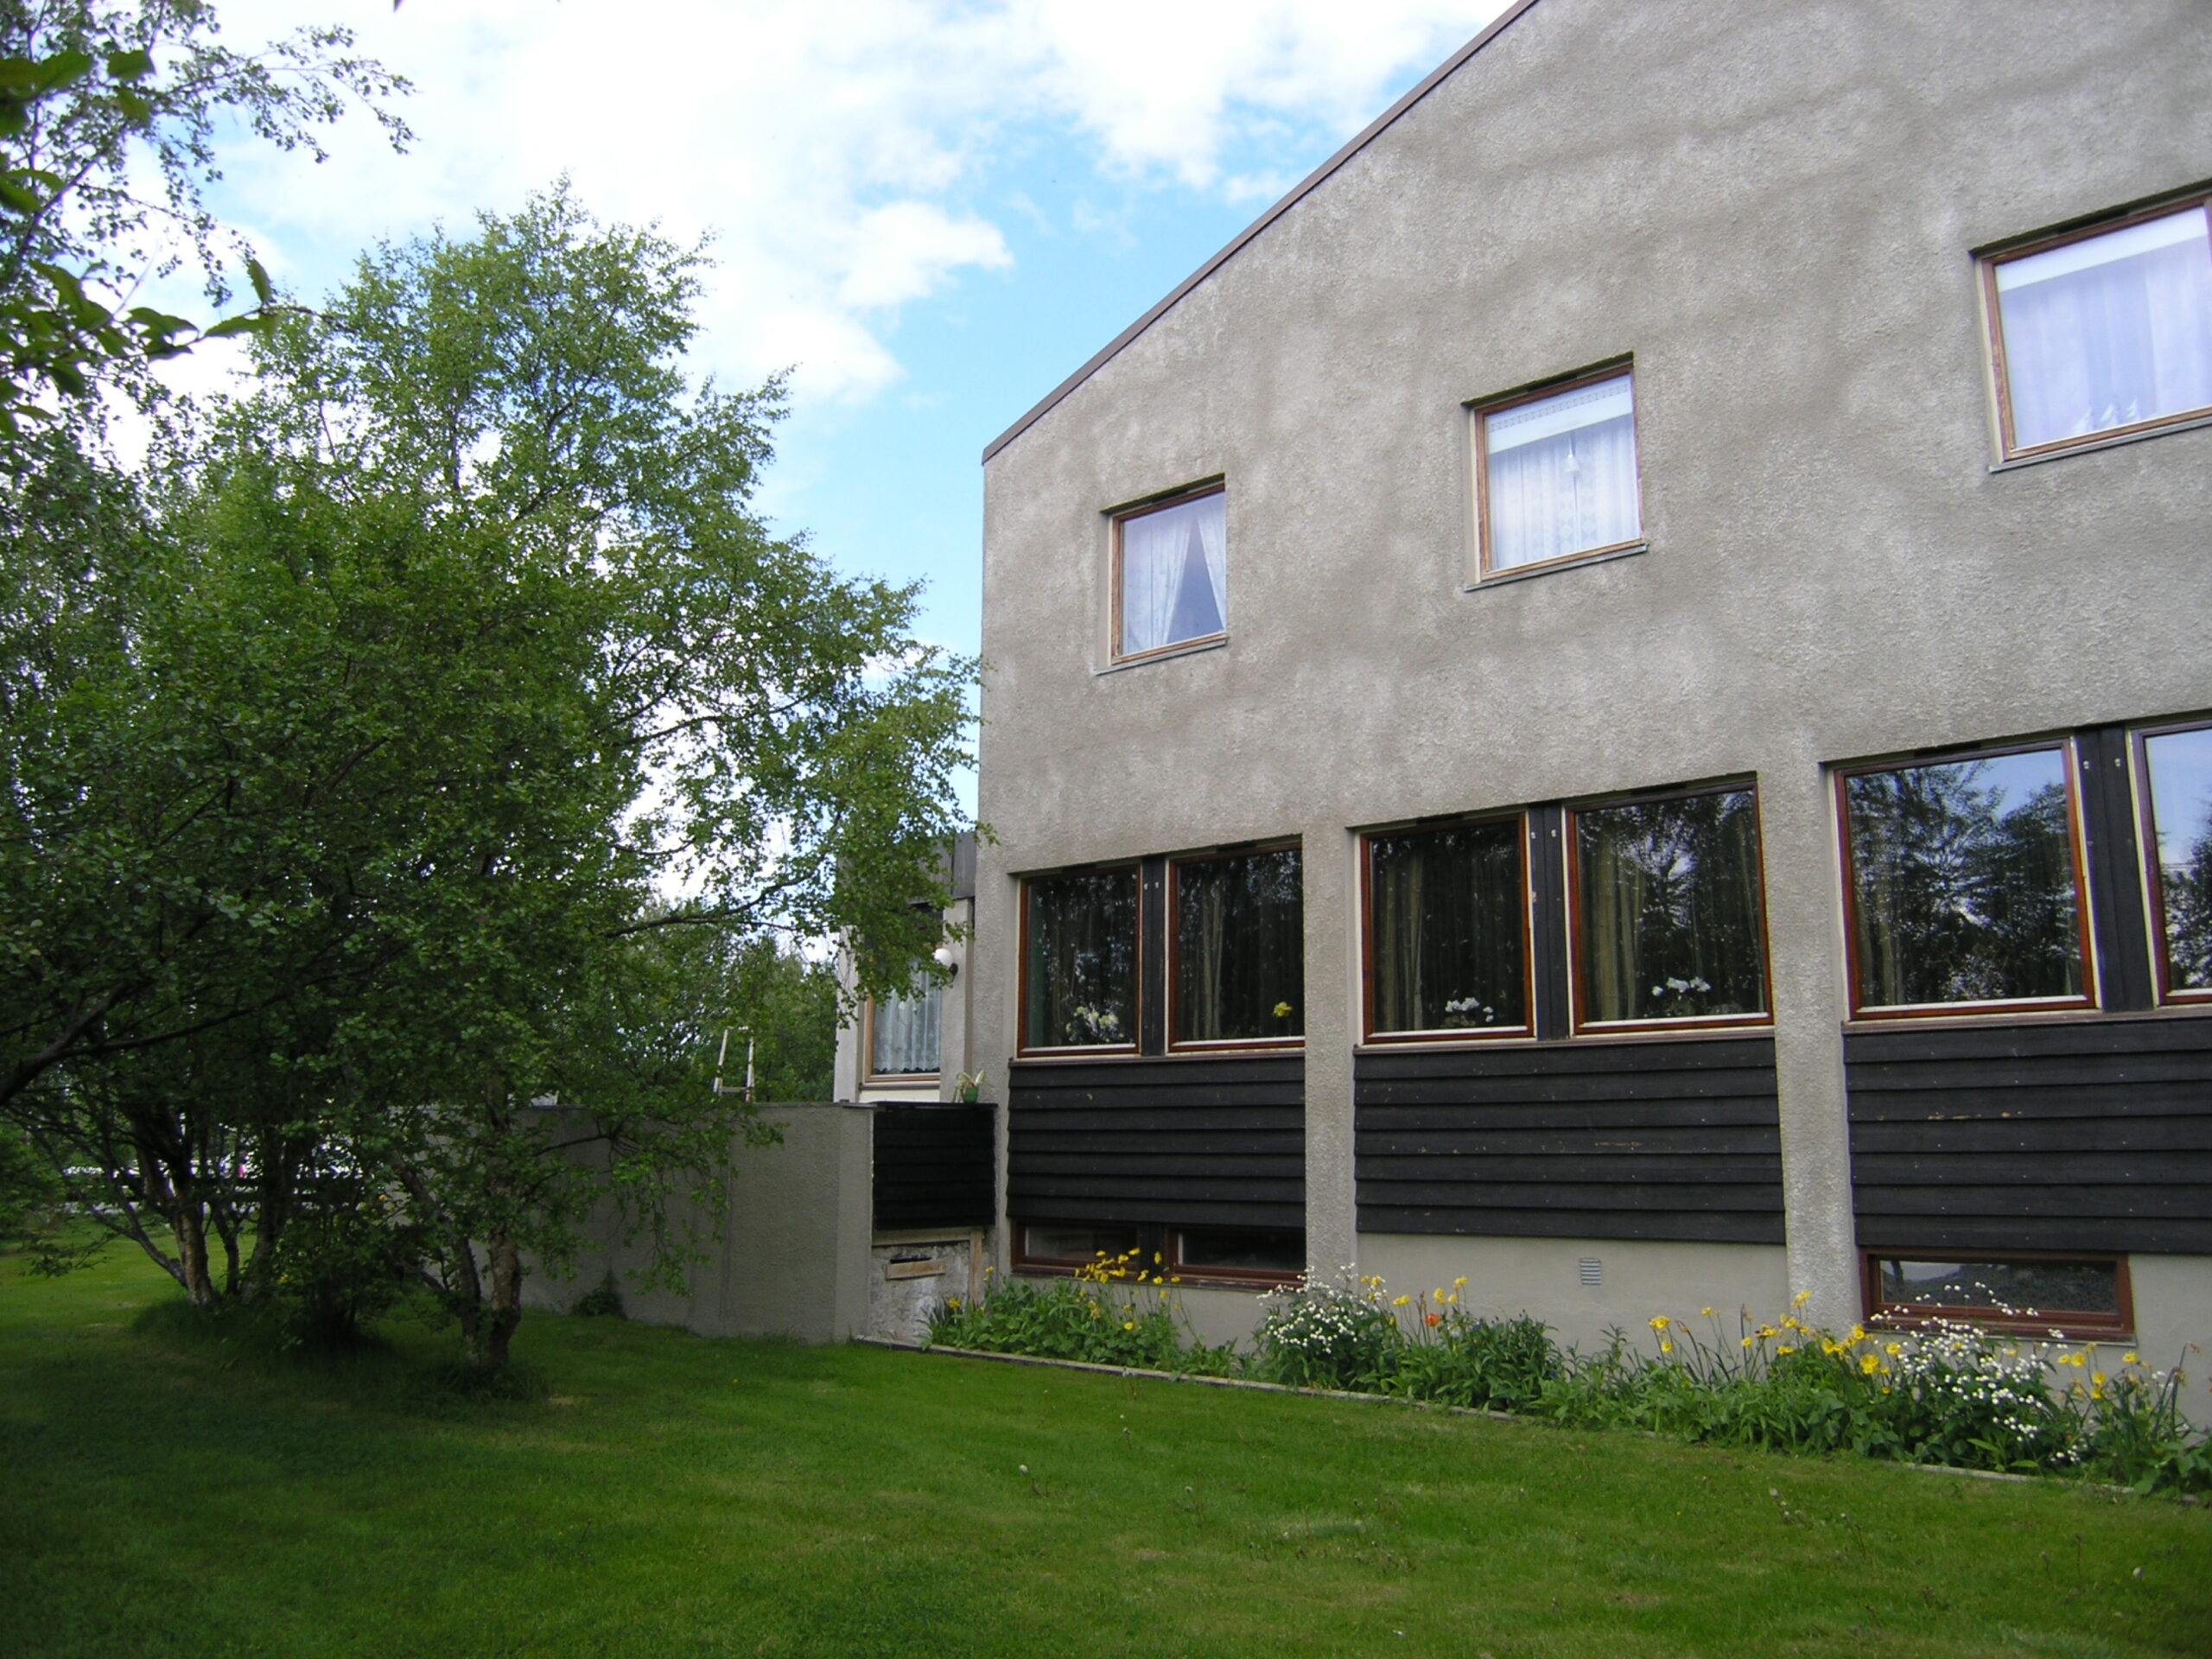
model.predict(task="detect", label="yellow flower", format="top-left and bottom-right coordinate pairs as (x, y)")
top-left (1443, 1294), bottom-right (1458, 1306)
top-left (2092, 1372), bottom-right (2107, 1388)
top-left (1272, 1001), bottom-right (1293, 1019)
top-left (1885, 1342), bottom-right (1902, 1357)
top-left (1393, 1294), bottom-right (1411, 1307)
top-left (1860, 1354), bottom-right (1881, 1375)
top-left (1433, 1289), bottom-right (1446, 1302)
top-left (1848, 1324), bottom-right (1866, 1343)
top-left (1454, 1277), bottom-right (1468, 1288)
top-left (1794, 1289), bottom-right (1813, 1306)
top-left (1741, 1337), bottom-right (1755, 1350)
top-left (1123, 1321), bottom-right (1135, 1332)
top-left (1777, 1344), bottom-right (1796, 1357)
top-left (2123, 1351), bottom-right (2139, 1366)
top-left (1700, 1306), bottom-right (1714, 1318)
top-left (947, 1297), bottom-right (961, 1309)
top-left (1660, 1340), bottom-right (1674, 1355)
top-left (1822, 1340), bottom-right (1842, 1357)
top-left (1649, 1315), bottom-right (1670, 1331)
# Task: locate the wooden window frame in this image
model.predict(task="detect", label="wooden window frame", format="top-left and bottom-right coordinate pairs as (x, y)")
top-left (861, 987), bottom-right (942, 1085)
top-left (1565, 780), bottom-right (1776, 1037)
top-left (1470, 359), bottom-right (1645, 582)
top-left (1835, 739), bottom-right (2101, 1021)
top-left (1358, 812), bottom-right (1538, 1044)
top-left (1166, 842), bottom-right (1306, 1054)
top-left (1012, 1219), bottom-right (1148, 1274)
top-left (2133, 716), bottom-right (2212, 1007)
top-left (1167, 1224), bottom-right (1305, 1287)
top-left (1016, 864), bottom-right (1143, 1058)
top-left (1980, 190), bottom-right (2212, 464)
top-left (1109, 481), bottom-right (1228, 665)
top-left (1862, 1249), bottom-right (2134, 1340)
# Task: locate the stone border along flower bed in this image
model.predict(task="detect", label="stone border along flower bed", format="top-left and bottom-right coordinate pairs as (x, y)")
top-left (918, 1257), bottom-right (2211, 1497)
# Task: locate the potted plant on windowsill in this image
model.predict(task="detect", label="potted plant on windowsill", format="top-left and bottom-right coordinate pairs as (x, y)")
top-left (952, 1069), bottom-right (988, 1105)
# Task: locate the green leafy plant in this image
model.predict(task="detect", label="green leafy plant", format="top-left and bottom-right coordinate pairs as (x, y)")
top-left (927, 1252), bottom-right (1234, 1375)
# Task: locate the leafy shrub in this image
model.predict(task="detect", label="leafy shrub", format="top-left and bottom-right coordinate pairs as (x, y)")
top-left (926, 1252), bottom-right (1235, 1374)
top-left (1250, 1273), bottom-right (1402, 1389)
top-left (944, 1264), bottom-right (2211, 1496)
top-left (571, 1272), bottom-right (626, 1319)
top-left (265, 1184), bottom-right (419, 1351)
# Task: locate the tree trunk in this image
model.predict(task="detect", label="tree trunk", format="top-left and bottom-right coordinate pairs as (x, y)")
top-left (175, 1198), bottom-right (216, 1308)
top-left (481, 1230), bottom-right (524, 1370)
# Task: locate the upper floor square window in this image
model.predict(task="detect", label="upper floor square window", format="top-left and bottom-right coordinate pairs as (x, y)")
top-left (1021, 867), bottom-right (1139, 1052)
top-left (1569, 784), bottom-right (1770, 1031)
top-left (1986, 200), bottom-right (2212, 459)
top-left (1838, 745), bottom-right (2094, 1017)
top-left (2139, 721), bottom-right (2212, 1003)
top-left (867, 971), bottom-right (942, 1079)
top-left (1474, 367), bottom-right (1643, 577)
top-left (1113, 486), bottom-right (1225, 661)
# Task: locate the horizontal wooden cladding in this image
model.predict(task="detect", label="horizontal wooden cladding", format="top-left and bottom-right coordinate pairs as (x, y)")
top-left (1008, 1056), bottom-right (1304, 1230)
top-left (873, 1105), bottom-right (995, 1231)
top-left (1847, 1015), bottom-right (2212, 1255)
top-left (1354, 1036), bottom-right (1783, 1245)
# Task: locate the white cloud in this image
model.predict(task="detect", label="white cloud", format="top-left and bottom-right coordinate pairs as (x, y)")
top-left (199, 0), bottom-right (1506, 404)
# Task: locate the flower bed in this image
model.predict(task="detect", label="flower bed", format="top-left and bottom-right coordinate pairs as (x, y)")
top-left (927, 1267), bottom-right (2210, 1496)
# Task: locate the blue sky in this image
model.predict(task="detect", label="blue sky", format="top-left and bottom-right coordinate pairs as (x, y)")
top-left (166, 1), bottom-right (1510, 798)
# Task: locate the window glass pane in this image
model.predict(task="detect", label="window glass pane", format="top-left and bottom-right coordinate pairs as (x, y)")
top-left (1174, 848), bottom-right (1303, 1043)
top-left (2144, 726), bottom-right (2212, 994)
top-left (1575, 789), bottom-right (1767, 1023)
top-left (1844, 750), bottom-right (2083, 1008)
top-left (1024, 869), bottom-right (1138, 1047)
top-left (1119, 491), bottom-right (1226, 656)
top-left (1369, 819), bottom-right (1529, 1033)
top-left (1023, 1223), bottom-right (1140, 1262)
top-left (1176, 1228), bottom-right (1304, 1273)
top-left (1876, 1257), bottom-right (2119, 1318)
top-left (1996, 205), bottom-right (2212, 449)
top-left (1484, 373), bottom-right (1640, 570)
top-left (869, 972), bottom-right (941, 1075)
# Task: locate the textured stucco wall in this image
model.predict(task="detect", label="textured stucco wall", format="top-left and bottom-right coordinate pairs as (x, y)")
top-left (539, 1105), bottom-right (874, 1343)
top-left (972, 0), bottom-right (2212, 1335)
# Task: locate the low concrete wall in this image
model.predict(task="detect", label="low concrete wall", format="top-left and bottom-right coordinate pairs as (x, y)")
top-left (531, 1103), bottom-right (874, 1344)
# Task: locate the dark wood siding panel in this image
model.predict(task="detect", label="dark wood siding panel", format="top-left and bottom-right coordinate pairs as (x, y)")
top-left (1007, 1056), bottom-right (1304, 1230)
top-left (1846, 1016), bottom-right (2212, 1255)
top-left (1354, 1036), bottom-right (1784, 1244)
top-left (873, 1105), bottom-right (995, 1230)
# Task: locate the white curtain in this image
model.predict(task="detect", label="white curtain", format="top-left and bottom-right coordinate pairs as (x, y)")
top-left (870, 977), bottom-right (940, 1076)
top-left (1485, 376), bottom-right (1641, 570)
top-left (1120, 493), bottom-right (1226, 654)
top-left (1998, 207), bottom-right (2212, 449)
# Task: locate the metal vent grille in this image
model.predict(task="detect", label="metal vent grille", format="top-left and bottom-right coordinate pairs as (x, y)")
top-left (1578, 1257), bottom-right (1603, 1287)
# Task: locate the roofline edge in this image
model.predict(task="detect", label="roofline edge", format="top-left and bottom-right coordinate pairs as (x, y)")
top-left (979, 0), bottom-right (1544, 467)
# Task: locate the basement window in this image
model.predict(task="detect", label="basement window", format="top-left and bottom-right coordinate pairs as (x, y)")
top-left (1866, 1253), bottom-right (2131, 1338)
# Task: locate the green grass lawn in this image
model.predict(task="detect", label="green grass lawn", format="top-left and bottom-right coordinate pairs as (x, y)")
top-left (3, 1249), bottom-right (2209, 1658)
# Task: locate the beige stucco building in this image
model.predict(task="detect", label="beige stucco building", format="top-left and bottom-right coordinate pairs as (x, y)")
top-left (861, 0), bottom-right (2212, 1373)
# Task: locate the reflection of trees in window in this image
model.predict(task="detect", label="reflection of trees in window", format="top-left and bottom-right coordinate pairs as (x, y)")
top-left (1846, 753), bottom-right (2084, 1007)
top-left (2145, 727), bottom-right (2212, 995)
top-left (1369, 820), bottom-right (1527, 1033)
top-left (1024, 870), bottom-right (1138, 1047)
top-left (1576, 790), bottom-right (1767, 1024)
top-left (2167, 830), bottom-right (2212, 990)
top-left (1175, 848), bottom-right (1303, 1043)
